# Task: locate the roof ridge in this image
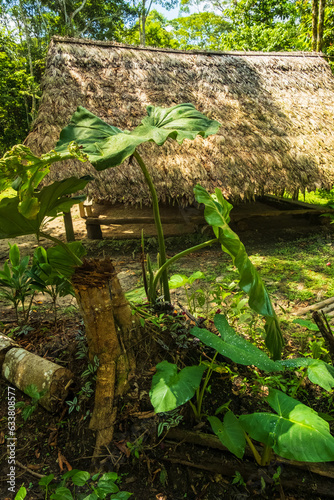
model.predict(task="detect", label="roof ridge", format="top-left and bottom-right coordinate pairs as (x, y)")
top-left (51, 36), bottom-right (325, 59)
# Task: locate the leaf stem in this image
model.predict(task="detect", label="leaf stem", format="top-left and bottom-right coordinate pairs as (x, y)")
top-left (244, 433), bottom-right (262, 465)
top-left (39, 232), bottom-right (83, 267)
top-left (195, 352), bottom-right (218, 418)
top-left (133, 150), bottom-right (170, 302)
top-left (152, 239), bottom-right (217, 293)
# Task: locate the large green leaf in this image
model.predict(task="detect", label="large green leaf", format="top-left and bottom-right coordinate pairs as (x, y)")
top-left (194, 184), bottom-right (283, 360)
top-left (0, 177), bottom-right (90, 239)
top-left (239, 389), bottom-right (334, 462)
top-left (0, 143), bottom-right (89, 220)
top-left (208, 412), bottom-right (246, 459)
top-left (277, 358), bottom-right (334, 392)
top-left (56, 104), bottom-right (220, 171)
top-left (47, 242), bottom-right (86, 277)
top-left (149, 360), bottom-right (206, 413)
top-left (191, 315), bottom-right (281, 372)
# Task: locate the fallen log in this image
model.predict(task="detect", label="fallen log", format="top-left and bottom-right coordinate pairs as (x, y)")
top-left (0, 335), bottom-right (73, 412)
top-left (293, 296), bottom-right (334, 316)
top-left (166, 428), bottom-right (334, 479)
top-left (163, 452), bottom-right (334, 498)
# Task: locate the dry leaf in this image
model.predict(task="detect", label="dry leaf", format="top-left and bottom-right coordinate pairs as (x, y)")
top-left (114, 440), bottom-right (131, 458)
top-left (58, 449), bottom-right (72, 472)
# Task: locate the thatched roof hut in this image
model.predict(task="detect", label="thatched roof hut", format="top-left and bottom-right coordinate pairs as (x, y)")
top-left (26, 36), bottom-right (334, 206)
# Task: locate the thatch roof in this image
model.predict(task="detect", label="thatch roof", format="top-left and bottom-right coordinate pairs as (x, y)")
top-left (26, 36), bottom-right (334, 206)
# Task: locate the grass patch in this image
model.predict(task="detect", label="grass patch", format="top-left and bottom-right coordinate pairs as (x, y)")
top-left (284, 189), bottom-right (334, 206)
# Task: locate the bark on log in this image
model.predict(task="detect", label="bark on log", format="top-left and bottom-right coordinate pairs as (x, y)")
top-left (166, 428), bottom-right (334, 479)
top-left (1, 344), bottom-right (73, 412)
top-left (163, 452), bottom-right (334, 498)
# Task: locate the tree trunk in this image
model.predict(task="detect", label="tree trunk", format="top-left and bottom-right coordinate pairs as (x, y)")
top-left (142, 13), bottom-right (146, 46)
top-left (317, 0), bottom-right (326, 52)
top-left (71, 258), bottom-right (139, 458)
top-left (312, 0), bottom-right (319, 51)
top-left (18, 0), bottom-right (36, 121)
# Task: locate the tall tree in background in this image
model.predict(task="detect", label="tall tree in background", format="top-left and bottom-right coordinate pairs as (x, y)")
top-left (124, 9), bottom-right (179, 47)
top-left (134, 0), bottom-right (178, 45)
top-left (38, 0), bottom-right (137, 39)
top-left (170, 11), bottom-right (230, 49)
top-left (0, 28), bottom-right (34, 154)
top-left (0, 0), bottom-right (137, 154)
top-left (316, 0), bottom-right (326, 51)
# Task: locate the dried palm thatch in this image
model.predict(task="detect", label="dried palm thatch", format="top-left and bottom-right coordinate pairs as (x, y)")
top-left (25, 36), bottom-right (334, 206)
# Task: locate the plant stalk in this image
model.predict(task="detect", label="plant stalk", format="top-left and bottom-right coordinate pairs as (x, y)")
top-left (39, 231), bottom-right (83, 267)
top-left (261, 443), bottom-right (273, 466)
top-left (195, 352), bottom-right (218, 418)
top-left (244, 433), bottom-right (262, 465)
top-left (133, 150), bottom-right (170, 302)
top-left (152, 239), bottom-right (217, 293)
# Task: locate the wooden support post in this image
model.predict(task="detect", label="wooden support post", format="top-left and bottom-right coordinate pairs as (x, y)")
top-left (63, 211), bottom-right (75, 242)
top-left (86, 221), bottom-right (103, 239)
top-left (78, 202), bottom-right (86, 218)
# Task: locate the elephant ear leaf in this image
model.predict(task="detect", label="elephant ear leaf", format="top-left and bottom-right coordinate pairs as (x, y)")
top-left (240, 389), bottom-right (334, 462)
top-left (56, 104), bottom-right (220, 171)
top-left (194, 184), bottom-right (283, 360)
top-left (149, 360), bottom-right (206, 413)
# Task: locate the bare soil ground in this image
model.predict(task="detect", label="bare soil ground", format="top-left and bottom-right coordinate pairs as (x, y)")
top-left (1, 208), bottom-right (334, 500)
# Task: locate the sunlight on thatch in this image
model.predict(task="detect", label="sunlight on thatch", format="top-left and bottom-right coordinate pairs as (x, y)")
top-left (25, 37), bottom-right (334, 206)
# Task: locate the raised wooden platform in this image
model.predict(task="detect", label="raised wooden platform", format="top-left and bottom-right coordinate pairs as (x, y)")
top-left (77, 196), bottom-right (334, 240)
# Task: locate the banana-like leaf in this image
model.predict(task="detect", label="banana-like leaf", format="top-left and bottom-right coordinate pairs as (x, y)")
top-left (194, 184), bottom-right (283, 360)
top-left (191, 315), bottom-right (281, 372)
top-left (149, 360), bottom-right (206, 413)
top-left (208, 412), bottom-right (246, 459)
top-left (0, 177), bottom-right (90, 238)
top-left (56, 104), bottom-right (220, 171)
top-left (46, 242), bottom-right (87, 277)
top-left (239, 389), bottom-right (334, 462)
top-left (277, 358), bottom-right (334, 392)
top-left (0, 143), bottom-right (89, 219)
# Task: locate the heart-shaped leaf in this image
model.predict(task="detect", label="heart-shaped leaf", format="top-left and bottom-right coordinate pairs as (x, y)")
top-left (277, 357), bottom-right (334, 392)
top-left (150, 360), bottom-right (206, 413)
top-left (57, 104), bottom-right (220, 171)
top-left (240, 389), bottom-right (334, 462)
top-left (208, 411), bottom-right (246, 459)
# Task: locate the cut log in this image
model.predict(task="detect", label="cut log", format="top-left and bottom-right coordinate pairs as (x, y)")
top-left (1, 343), bottom-right (73, 412)
top-left (0, 335), bottom-right (19, 366)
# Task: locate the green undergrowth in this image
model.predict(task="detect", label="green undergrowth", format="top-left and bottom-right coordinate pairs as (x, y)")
top-left (138, 233), bottom-right (334, 364)
top-left (284, 189), bottom-right (334, 206)
top-left (84, 232), bottom-right (217, 257)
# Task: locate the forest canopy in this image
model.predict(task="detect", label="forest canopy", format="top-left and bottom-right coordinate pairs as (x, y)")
top-left (0, 0), bottom-right (332, 155)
